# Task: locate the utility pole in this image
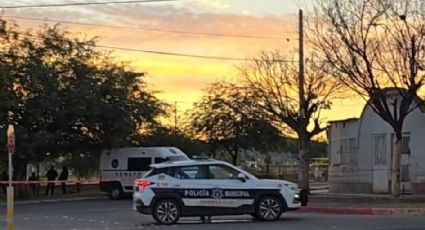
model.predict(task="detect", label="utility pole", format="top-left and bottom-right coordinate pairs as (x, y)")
top-left (298, 9), bottom-right (309, 198)
top-left (7, 111), bottom-right (15, 230)
top-left (299, 9), bottom-right (305, 117)
top-left (174, 101), bottom-right (178, 134)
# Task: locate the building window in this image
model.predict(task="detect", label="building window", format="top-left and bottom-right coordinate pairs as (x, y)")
top-left (401, 165), bottom-right (410, 182)
top-left (401, 135), bottom-right (411, 155)
top-left (348, 137), bottom-right (358, 165)
top-left (373, 134), bottom-right (387, 165)
top-left (334, 144), bottom-right (341, 165)
top-left (338, 137), bottom-right (357, 165)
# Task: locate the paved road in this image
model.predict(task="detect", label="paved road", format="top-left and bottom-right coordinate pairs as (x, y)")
top-left (1, 199), bottom-right (425, 230)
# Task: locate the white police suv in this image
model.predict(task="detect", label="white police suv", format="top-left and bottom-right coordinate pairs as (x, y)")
top-left (133, 159), bottom-right (305, 225)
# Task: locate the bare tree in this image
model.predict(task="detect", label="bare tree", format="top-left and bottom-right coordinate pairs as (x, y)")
top-left (239, 51), bottom-right (341, 192)
top-left (188, 81), bottom-right (283, 165)
top-left (313, 0), bottom-right (425, 196)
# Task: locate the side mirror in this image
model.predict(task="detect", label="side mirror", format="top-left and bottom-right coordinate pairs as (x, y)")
top-left (237, 173), bottom-right (247, 182)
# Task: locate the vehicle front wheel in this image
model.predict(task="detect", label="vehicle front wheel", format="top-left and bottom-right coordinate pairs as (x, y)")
top-left (153, 199), bottom-right (180, 225)
top-left (109, 186), bottom-right (123, 200)
top-left (255, 196), bottom-right (283, 221)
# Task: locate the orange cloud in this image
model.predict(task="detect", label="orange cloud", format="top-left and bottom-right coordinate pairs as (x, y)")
top-left (3, 3), bottom-right (360, 126)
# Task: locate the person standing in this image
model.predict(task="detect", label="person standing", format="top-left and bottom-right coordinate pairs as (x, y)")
top-left (58, 166), bottom-right (69, 194)
top-left (44, 165), bottom-right (58, 196)
top-left (28, 172), bottom-right (39, 197)
top-left (0, 171), bottom-right (8, 197)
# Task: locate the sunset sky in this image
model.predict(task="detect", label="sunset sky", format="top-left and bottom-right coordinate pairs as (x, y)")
top-left (0, 0), bottom-right (365, 126)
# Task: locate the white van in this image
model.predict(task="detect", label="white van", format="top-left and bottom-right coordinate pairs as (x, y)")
top-left (99, 147), bottom-right (189, 199)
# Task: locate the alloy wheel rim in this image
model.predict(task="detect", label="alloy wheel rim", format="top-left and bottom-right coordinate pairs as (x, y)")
top-left (259, 198), bottom-right (280, 220)
top-left (157, 202), bottom-right (178, 224)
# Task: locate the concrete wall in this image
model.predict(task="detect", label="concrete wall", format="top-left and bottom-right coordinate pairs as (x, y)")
top-left (403, 107), bottom-right (425, 193)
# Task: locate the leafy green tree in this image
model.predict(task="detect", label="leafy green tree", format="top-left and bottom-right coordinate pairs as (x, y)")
top-left (0, 20), bottom-right (165, 179)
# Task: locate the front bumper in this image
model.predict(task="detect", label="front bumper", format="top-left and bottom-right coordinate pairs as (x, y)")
top-left (286, 189), bottom-right (307, 211)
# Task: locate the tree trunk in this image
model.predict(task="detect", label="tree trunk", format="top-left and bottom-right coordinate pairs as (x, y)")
top-left (298, 137), bottom-right (310, 194)
top-left (265, 153), bottom-right (271, 173)
top-left (231, 154), bottom-right (238, 166)
top-left (210, 142), bottom-right (217, 158)
top-left (232, 145), bottom-right (239, 166)
top-left (391, 134), bottom-right (402, 197)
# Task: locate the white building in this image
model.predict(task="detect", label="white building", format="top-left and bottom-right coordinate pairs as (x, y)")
top-left (328, 89), bottom-right (425, 194)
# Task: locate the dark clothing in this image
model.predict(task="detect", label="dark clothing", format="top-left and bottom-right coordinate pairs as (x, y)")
top-left (46, 169), bottom-right (58, 181)
top-left (59, 170), bottom-right (68, 194)
top-left (0, 172), bottom-right (8, 196)
top-left (45, 169), bottom-right (58, 196)
top-left (28, 175), bottom-right (39, 196)
top-left (45, 183), bottom-right (55, 195)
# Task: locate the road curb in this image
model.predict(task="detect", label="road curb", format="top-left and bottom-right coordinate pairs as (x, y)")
top-left (372, 208), bottom-right (425, 216)
top-left (297, 206), bottom-right (373, 215)
top-left (297, 206), bottom-right (425, 216)
top-left (309, 194), bottom-right (425, 204)
top-left (0, 195), bottom-right (107, 205)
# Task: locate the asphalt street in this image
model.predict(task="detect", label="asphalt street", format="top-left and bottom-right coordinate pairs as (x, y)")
top-left (1, 199), bottom-right (425, 230)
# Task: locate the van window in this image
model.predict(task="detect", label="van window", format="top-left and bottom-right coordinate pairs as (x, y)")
top-left (128, 158), bottom-right (151, 171)
top-left (154, 158), bottom-right (167, 164)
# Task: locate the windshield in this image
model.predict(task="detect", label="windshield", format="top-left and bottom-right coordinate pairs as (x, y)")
top-left (167, 155), bottom-right (189, 162)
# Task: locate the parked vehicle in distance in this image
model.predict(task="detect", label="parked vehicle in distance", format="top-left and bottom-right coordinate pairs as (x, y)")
top-left (133, 159), bottom-right (305, 225)
top-left (99, 147), bottom-right (189, 199)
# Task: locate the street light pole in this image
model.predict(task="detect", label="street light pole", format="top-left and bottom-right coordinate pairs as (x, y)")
top-left (7, 111), bottom-right (15, 230)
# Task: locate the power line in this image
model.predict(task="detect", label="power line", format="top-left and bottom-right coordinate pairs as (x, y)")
top-left (92, 44), bottom-right (298, 62)
top-left (17, 33), bottom-right (299, 62)
top-left (1, 15), bottom-right (296, 40)
top-left (0, 0), bottom-right (177, 9)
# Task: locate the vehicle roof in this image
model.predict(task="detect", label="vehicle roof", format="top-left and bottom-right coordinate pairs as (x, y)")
top-left (150, 159), bottom-right (230, 168)
top-left (101, 146), bottom-right (188, 156)
top-left (103, 146), bottom-right (182, 151)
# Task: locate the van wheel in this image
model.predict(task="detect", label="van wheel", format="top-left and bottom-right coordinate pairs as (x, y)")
top-left (109, 186), bottom-right (123, 200)
top-left (153, 199), bottom-right (180, 225)
top-left (255, 196), bottom-right (282, 221)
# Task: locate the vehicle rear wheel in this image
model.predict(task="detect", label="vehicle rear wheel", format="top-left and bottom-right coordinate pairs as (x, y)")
top-left (153, 199), bottom-right (180, 225)
top-left (109, 186), bottom-right (123, 200)
top-left (255, 196), bottom-right (283, 221)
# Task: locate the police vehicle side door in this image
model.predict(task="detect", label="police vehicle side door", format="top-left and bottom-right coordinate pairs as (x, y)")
top-left (175, 165), bottom-right (216, 211)
top-left (203, 164), bottom-right (255, 212)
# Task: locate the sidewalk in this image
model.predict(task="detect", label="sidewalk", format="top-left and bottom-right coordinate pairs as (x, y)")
top-left (298, 192), bottom-right (425, 216)
top-left (0, 187), bottom-right (106, 205)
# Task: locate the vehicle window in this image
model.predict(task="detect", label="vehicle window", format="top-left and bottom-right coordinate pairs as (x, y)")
top-left (176, 166), bottom-right (198, 179)
top-left (163, 167), bottom-right (177, 177)
top-left (208, 165), bottom-right (240, 180)
top-left (127, 158), bottom-right (151, 171)
top-left (154, 157), bottom-right (167, 164)
top-left (172, 165), bottom-right (212, 179)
